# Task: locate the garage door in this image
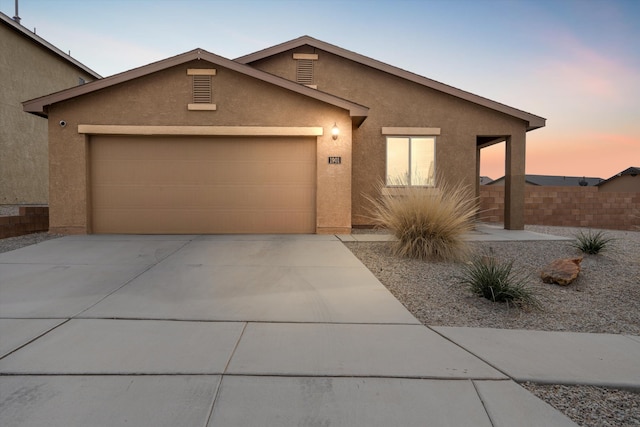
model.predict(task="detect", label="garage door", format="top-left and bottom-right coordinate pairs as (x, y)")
top-left (90, 135), bottom-right (316, 234)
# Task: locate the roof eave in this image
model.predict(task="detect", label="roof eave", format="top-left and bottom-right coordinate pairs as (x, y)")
top-left (22, 47), bottom-right (369, 122)
top-left (237, 35), bottom-right (546, 131)
top-left (23, 49), bottom-right (205, 117)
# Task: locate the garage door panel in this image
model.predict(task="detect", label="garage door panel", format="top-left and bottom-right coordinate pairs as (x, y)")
top-left (91, 136), bottom-right (316, 234)
top-left (93, 209), bottom-right (316, 235)
top-left (93, 184), bottom-right (315, 210)
top-left (93, 160), bottom-right (315, 187)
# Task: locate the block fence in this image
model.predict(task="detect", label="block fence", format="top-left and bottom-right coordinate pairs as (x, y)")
top-left (0, 206), bottom-right (49, 239)
top-left (480, 186), bottom-right (640, 231)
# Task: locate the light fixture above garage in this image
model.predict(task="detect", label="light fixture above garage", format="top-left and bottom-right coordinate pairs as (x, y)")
top-left (331, 123), bottom-right (339, 140)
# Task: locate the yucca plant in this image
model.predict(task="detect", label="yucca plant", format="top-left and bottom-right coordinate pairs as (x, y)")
top-left (458, 255), bottom-right (541, 309)
top-left (365, 177), bottom-right (478, 261)
top-left (571, 230), bottom-right (613, 255)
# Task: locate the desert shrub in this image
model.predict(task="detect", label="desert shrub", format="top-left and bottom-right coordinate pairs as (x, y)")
top-left (457, 255), bottom-right (541, 309)
top-left (365, 178), bottom-right (478, 261)
top-left (571, 230), bottom-right (613, 255)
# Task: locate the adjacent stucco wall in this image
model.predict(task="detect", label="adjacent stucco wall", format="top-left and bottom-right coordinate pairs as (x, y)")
top-left (47, 60), bottom-right (352, 234)
top-left (0, 23), bottom-right (97, 205)
top-left (249, 47), bottom-right (529, 225)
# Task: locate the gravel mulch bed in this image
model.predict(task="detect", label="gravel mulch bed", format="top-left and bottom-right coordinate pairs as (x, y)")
top-left (0, 232), bottom-right (63, 254)
top-left (522, 382), bottom-right (639, 427)
top-left (345, 225), bottom-right (640, 426)
top-left (346, 225), bottom-right (640, 334)
top-left (0, 206), bottom-right (61, 254)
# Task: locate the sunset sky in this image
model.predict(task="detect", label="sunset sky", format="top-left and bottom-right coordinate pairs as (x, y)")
top-left (3, 0), bottom-right (638, 181)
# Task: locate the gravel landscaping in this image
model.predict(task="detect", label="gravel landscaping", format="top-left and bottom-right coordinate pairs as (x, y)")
top-left (0, 232), bottom-right (62, 254)
top-left (345, 225), bottom-right (640, 426)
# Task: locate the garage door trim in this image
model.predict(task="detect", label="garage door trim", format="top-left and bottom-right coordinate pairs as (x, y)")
top-left (90, 135), bottom-right (317, 234)
top-left (79, 124), bottom-right (324, 137)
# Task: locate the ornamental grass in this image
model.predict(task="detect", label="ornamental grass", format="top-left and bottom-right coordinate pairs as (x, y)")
top-left (458, 255), bottom-right (542, 310)
top-left (365, 178), bottom-right (478, 261)
top-left (571, 230), bottom-right (614, 255)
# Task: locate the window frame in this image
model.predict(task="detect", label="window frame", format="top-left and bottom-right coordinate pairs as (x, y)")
top-left (385, 135), bottom-right (436, 187)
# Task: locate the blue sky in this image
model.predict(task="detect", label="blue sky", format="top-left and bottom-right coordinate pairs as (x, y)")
top-left (3, 0), bottom-right (638, 179)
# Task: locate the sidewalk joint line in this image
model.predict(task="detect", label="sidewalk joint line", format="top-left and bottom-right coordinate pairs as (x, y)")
top-left (0, 318), bottom-right (71, 361)
top-left (70, 240), bottom-right (192, 319)
top-left (472, 379), bottom-right (497, 427)
top-left (426, 325), bottom-right (514, 381)
top-left (222, 322), bottom-right (248, 375)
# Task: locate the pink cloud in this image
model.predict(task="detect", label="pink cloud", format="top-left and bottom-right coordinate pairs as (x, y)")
top-left (534, 31), bottom-right (635, 103)
top-left (480, 131), bottom-right (639, 180)
top-left (591, 133), bottom-right (638, 148)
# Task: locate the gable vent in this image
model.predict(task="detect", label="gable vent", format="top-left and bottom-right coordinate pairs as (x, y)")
top-left (187, 69), bottom-right (216, 111)
top-left (296, 59), bottom-right (314, 86)
top-left (192, 75), bottom-right (212, 103)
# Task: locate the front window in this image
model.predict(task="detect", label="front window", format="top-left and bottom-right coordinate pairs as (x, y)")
top-left (386, 136), bottom-right (435, 186)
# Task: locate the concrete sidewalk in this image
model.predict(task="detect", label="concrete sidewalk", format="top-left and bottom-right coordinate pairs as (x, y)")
top-left (339, 223), bottom-right (575, 242)
top-left (0, 232), bottom-right (636, 426)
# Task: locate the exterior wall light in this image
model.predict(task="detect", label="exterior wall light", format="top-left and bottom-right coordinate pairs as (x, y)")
top-left (331, 123), bottom-right (339, 140)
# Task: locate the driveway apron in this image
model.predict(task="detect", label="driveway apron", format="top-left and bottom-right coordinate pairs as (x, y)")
top-left (0, 234), bottom-right (579, 426)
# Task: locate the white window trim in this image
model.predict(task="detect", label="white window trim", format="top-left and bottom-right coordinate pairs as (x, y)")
top-left (382, 127), bottom-right (440, 135)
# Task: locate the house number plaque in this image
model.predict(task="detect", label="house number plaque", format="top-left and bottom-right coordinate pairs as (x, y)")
top-left (328, 157), bottom-right (342, 164)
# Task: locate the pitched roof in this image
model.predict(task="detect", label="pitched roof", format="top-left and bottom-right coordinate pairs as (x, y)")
top-left (597, 167), bottom-right (640, 186)
top-left (479, 176), bottom-right (494, 185)
top-left (236, 35), bottom-right (546, 131)
top-left (1, 11), bottom-right (101, 79)
top-left (22, 48), bottom-right (369, 123)
top-left (488, 174), bottom-right (604, 186)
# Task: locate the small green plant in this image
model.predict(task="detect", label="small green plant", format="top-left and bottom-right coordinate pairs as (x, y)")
top-left (365, 178), bottom-right (478, 261)
top-left (457, 255), bottom-right (541, 309)
top-left (571, 230), bottom-right (613, 255)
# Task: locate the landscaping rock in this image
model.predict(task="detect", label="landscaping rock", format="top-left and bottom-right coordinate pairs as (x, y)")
top-left (541, 257), bottom-right (582, 286)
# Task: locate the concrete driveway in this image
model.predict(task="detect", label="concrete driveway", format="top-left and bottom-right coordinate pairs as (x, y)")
top-left (0, 234), bottom-right (583, 426)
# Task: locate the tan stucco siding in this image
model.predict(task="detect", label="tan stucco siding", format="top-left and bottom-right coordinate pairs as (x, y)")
top-left (47, 60), bottom-right (352, 234)
top-left (250, 48), bottom-right (528, 225)
top-left (0, 24), bottom-right (96, 205)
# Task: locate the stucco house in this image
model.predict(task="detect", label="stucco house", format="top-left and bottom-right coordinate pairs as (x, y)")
top-left (0, 12), bottom-right (100, 205)
top-left (23, 36), bottom-right (545, 235)
top-left (597, 167), bottom-right (640, 193)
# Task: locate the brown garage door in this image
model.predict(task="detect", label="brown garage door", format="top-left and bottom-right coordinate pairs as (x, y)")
top-left (90, 135), bottom-right (316, 234)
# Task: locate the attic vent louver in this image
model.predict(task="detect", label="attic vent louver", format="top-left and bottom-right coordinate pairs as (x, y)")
top-left (296, 59), bottom-right (314, 85)
top-left (192, 75), bottom-right (212, 103)
top-left (293, 53), bottom-right (318, 88)
top-left (187, 69), bottom-right (217, 111)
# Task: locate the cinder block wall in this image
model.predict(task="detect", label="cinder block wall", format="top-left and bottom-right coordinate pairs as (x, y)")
top-left (0, 207), bottom-right (49, 238)
top-left (480, 186), bottom-right (640, 231)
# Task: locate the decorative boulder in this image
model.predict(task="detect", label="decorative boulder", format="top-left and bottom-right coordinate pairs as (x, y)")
top-left (541, 257), bottom-right (582, 286)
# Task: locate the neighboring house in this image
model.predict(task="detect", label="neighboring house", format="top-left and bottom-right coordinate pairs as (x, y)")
top-left (597, 167), bottom-right (640, 192)
top-left (23, 36), bottom-right (545, 234)
top-left (479, 176), bottom-right (493, 185)
top-left (487, 175), bottom-right (603, 187)
top-left (0, 12), bottom-right (100, 205)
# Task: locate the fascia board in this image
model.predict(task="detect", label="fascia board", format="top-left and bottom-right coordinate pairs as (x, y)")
top-left (23, 47), bottom-right (369, 123)
top-left (237, 36), bottom-right (545, 131)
